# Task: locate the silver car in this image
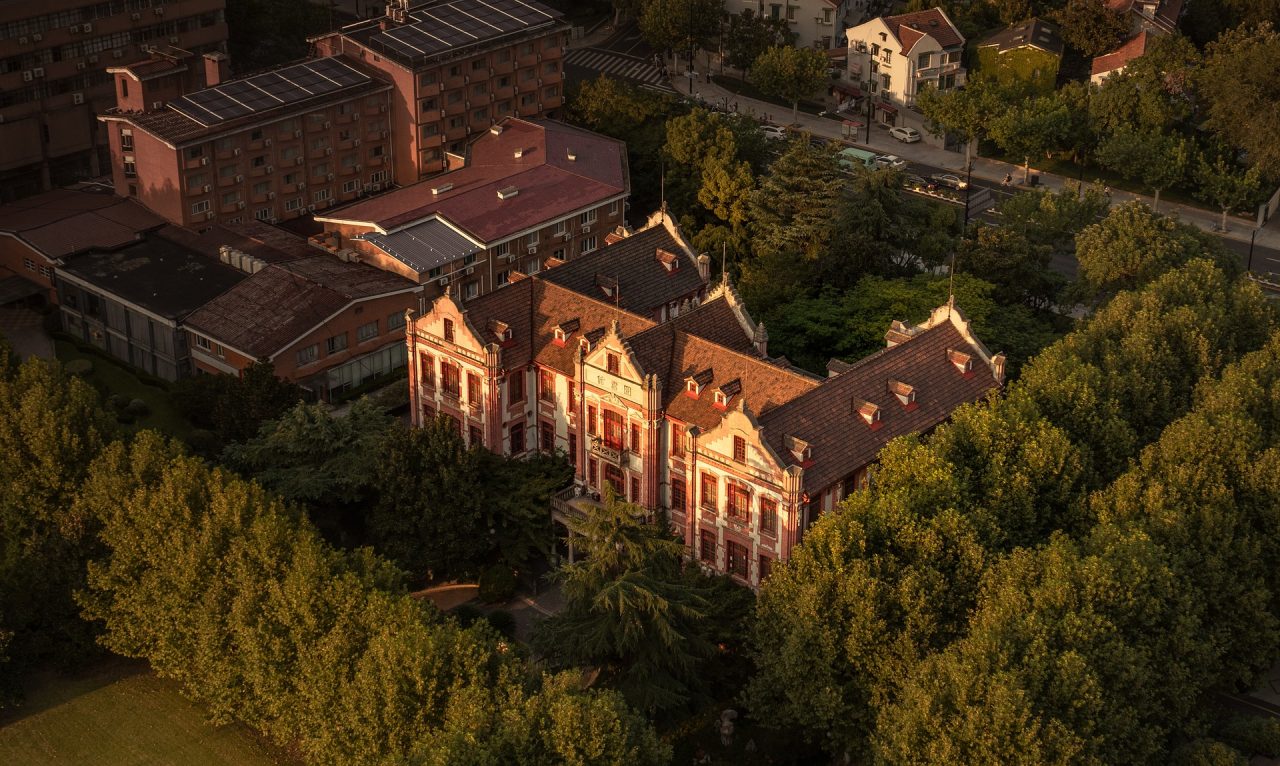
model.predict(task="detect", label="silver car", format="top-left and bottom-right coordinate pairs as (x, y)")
top-left (889, 126), bottom-right (921, 143)
top-left (874, 154), bottom-right (907, 170)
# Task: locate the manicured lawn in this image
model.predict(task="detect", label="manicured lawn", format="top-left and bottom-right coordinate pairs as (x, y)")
top-left (0, 661), bottom-right (291, 765)
top-left (54, 338), bottom-right (193, 440)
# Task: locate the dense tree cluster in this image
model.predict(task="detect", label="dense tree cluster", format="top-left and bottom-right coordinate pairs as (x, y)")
top-left (748, 248), bottom-right (1280, 762)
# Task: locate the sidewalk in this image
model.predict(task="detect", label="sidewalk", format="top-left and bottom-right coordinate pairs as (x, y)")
top-left (683, 72), bottom-right (1280, 251)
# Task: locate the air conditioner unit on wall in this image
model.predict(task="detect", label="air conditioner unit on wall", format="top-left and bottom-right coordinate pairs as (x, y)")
top-left (72, 92), bottom-right (84, 105)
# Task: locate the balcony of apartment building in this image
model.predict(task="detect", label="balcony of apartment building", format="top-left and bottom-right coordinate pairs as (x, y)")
top-left (213, 142), bottom-right (242, 163)
top-left (181, 150), bottom-right (212, 172)
top-left (217, 169), bottom-right (244, 188)
top-left (442, 71), bottom-right (467, 93)
top-left (442, 96), bottom-right (467, 117)
top-left (491, 82), bottom-right (516, 101)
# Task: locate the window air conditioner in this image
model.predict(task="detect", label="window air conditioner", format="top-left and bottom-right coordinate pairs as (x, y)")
top-left (234, 174), bottom-right (243, 182)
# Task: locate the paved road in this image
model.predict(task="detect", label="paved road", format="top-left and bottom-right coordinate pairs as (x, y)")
top-left (565, 20), bottom-right (675, 95)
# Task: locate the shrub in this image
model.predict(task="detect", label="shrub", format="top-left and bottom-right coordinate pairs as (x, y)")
top-left (65, 359), bottom-right (93, 376)
top-left (483, 609), bottom-right (518, 640)
top-left (478, 565), bottom-right (517, 603)
top-left (450, 603), bottom-right (484, 628)
top-left (124, 398), bottom-right (150, 419)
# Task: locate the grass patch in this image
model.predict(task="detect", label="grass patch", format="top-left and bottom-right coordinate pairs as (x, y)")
top-left (0, 660), bottom-right (291, 765)
top-left (54, 338), bottom-right (193, 440)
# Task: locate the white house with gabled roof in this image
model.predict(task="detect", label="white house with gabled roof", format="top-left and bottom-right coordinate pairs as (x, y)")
top-left (844, 7), bottom-right (966, 120)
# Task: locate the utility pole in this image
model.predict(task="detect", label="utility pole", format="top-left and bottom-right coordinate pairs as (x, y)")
top-left (1248, 226), bottom-right (1258, 273)
top-left (864, 81), bottom-right (872, 144)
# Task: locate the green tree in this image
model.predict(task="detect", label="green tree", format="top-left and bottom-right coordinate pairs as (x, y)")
top-left (746, 439), bottom-right (989, 756)
top-left (1089, 33), bottom-right (1200, 135)
top-left (1096, 128), bottom-right (1190, 212)
top-left (0, 352), bottom-right (114, 679)
top-left (369, 417), bottom-right (494, 580)
top-left (739, 140), bottom-right (846, 308)
top-left (639, 0), bottom-right (722, 64)
top-left (750, 45), bottom-right (830, 124)
top-left (961, 224), bottom-right (1064, 309)
top-left (533, 489), bottom-right (717, 716)
top-left (723, 9), bottom-right (795, 79)
top-left (918, 78), bottom-right (1019, 172)
top-left (1052, 0), bottom-right (1129, 57)
top-left (222, 398), bottom-right (394, 508)
top-left (1073, 200), bottom-right (1236, 304)
top-left (988, 93), bottom-right (1072, 182)
top-left (609, 0), bottom-right (644, 26)
top-left (172, 361), bottom-right (302, 445)
top-left (1193, 153), bottom-right (1264, 233)
top-left (1201, 22), bottom-right (1280, 177)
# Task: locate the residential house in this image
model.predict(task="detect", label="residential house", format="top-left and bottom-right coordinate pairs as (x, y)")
top-left (315, 117), bottom-right (629, 302)
top-left (56, 224), bottom-right (246, 381)
top-left (99, 52), bottom-right (395, 228)
top-left (407, 267), bottom-right (1004, 586)
top-left (1090, 29), bottom-right (1152, 84)
top-left (844, 7), bottom-right (966, 123)
top-left (0, 183), bottom-right (165, 307)
top-left (310, 0), bottom-right (569, 182)
top-left (183, 232), bottom-right (421, 401)
top-left (1108, 0), bottom-right (1182, 35)
top-left (977, 18), bottom-right (1063, 95)
top-left (0, 0), bottom-right (228, 202)
top-left (735, 0), bottom-right (853, 50)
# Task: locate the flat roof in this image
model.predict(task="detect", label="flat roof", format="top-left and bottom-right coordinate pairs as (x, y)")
top-left (360, 218), bottom-right (483, 273)
top-left (344, 0), bottom-right (564, 68)
top-left (59, 228), bottom-right (246, 320)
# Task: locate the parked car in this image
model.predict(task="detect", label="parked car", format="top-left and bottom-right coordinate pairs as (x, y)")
top-left (761, 125), bottom-right (788, 141)
top-left (903, 174), bottom-right (936, 191)
top-left (930, 173), bottom-right (968, 190)
top-left (889, 126), bottom-right (921, 143)
top-left (874, 154), bottom-right (907, 170)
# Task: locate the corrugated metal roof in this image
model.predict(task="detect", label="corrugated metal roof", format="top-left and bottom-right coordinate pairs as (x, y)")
top-left (360, 218), bottom-right (481, 273)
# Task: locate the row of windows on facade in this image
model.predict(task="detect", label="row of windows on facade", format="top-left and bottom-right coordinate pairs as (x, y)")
top-left (414, 37), bottom-right (563, 88)
top-left (169, 144), bottom-right (385, 178)
top-left (419, 208), bottom-right (608, 282)
top-left (1, 15), bottom-right (223, 108)
top-left (23, 258), bottom-right (55, 279)
top-left (862, 40), bottom-right (962, 69)
top-left (761, 3), bottom-right (833, 23)
top-left (291, 311), bottom-right (405, 367)
top-left (0, 0), bottom-right (165, 39)
top-left (700, 530), bottom-right (772, 582)
top-left (184, 171), bottom-right (389, 217)
top-left (419, 64), bottom-right (558, 105)
top-left (161, 151), bottom-right (386, 193)
top-left (1, 12), bottom-right (216, 72)
top-left (419, 90), bottom-right (559, 133)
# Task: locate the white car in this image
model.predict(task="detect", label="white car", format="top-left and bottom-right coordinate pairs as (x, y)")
top-left (874, 154), bottom-right (907, 170)
top-left (761, 125), bottom-right (788, 141)
top-left (889, 126), bottom-right (921, 143)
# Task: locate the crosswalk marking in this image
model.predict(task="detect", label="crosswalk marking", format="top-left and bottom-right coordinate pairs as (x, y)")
top-left (565, 48), bottom-right (675, 92)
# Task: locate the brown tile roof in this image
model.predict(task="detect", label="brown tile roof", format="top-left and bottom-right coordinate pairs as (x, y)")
top-left (163, 221), bottom-right (317, 264)
top-left (321, 118), bottom-right (629, 243)
top-left (886, 8), bottom-right (965, 50)
top-left (671, 289), bottom-right (759, 357)
top-left (184, 256), bottom-right (418, 358)
top-left (540, 218), bottom-right (704, 317)
top-left (1091, 30), bottom-right (1151, 77)
top-left (758, 320), bottom-right (999, 493)
top-left (0, 186), bottom-right (165, 258)
top-left (626, 320), bottom-right (819, 432)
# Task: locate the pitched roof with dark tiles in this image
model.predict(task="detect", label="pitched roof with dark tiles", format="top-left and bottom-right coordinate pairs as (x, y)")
top-left (183, 256), bottom-right (417, 358)
top-left (540, 222), bottom-right (704, 316)
top-left (0, 187), bottom-right (165, 258)
top-left (758, 321), bottom-right (998, 493)
top-left (979, 18), bottom-right (1064, 56)
top-left (321, 118), bottom-right (628, 243)
top-left (671, 292), bottom-right (759, 356)
top-left (886, 8), bottom-right (965, 49)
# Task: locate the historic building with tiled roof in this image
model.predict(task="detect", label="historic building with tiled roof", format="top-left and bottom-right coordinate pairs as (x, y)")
top-left (844, 7), bottom-right (967, 121)
top-left (317, 117), bottom-right (629, 302)
top-left (407, 262), bottom-right (1005, 586)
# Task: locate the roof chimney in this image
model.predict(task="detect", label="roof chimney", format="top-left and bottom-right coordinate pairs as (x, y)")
top-left (566, 148), bottom-right (576, 161)
top-left (432, 182), bottom-right (453, 196)
top-left (497, 185), bottom-right (519, 200)
top-left (753, 321), bottom-right (768, 357)
top-left (513, 148), bottom-right (524, 159)
top-left (203, 51), bottom-right (230, 88)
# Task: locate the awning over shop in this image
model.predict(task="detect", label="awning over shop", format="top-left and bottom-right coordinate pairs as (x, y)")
top-left (875, 102), bottom-right (899, 115)
top-left (833, 83), bottom-right (863, 98)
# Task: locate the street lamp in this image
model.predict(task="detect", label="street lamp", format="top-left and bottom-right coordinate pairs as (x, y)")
top-left (1248, 226), bottom-right (1259, 273)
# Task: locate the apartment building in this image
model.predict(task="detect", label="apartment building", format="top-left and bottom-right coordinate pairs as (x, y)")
top-left (845, 7), bottom-right (965, 120)
top-left (316, 117), bottom-right (628, 302)
top-left (735, 0), bottom-right (853, 50)
top-left (99, 54), bottom-right (395, 228)
top-left (0, 0), bottom-right (227, 201)
top-left (311, 0), bottom-right (569, 181)
top-left (407, 265), bottom-right (1005, 585)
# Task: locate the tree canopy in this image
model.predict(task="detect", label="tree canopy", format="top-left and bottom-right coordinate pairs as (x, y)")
top-left (750, 45), bottom-right (830, 125)
top-left (1201, 22), bottom-right (1280, 177)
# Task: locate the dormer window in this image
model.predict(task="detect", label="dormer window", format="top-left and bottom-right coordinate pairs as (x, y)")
top-left (686, 379), bottom-right (699, 397)
top-left (579, 336), bottom-right (590, 353)
top-left (888, 379), bottom-right (917, 408)
top-left (713, 391), bottom-right (727, 409)
top-left (948, 348), bottom-right (974, 375)
top-left (686, 369), bottom-right (713, 398)
top-left (715, 378), bottom-right (741, 410)
top-left (656, 248), bottom-right (681, 272)
top-left (855, 399), bottom-right (882, 428)
top-left (785, 434), bottom-right (812, 465)
top-left (554, 327), bottom-right (566, 344)
top-left (606, 352), bottom-right (619, 375)
top-left (443, 318), bottom-right (455, 343)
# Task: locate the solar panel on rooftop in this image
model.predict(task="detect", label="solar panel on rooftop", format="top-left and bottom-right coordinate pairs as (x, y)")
top-left (166, 58), bottom-right (372, 128)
